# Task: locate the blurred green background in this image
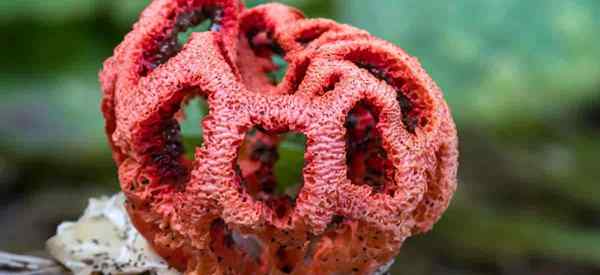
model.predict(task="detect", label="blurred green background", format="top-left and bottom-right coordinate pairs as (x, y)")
top-left (1, 0), bottom-right (599, 274)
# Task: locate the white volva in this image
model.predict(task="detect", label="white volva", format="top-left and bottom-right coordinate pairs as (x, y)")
top-left (46, 193), bottom-right (180, 275)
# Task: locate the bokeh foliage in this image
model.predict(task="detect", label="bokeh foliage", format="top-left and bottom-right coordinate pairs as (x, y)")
top-left (1, 0), bottom-right (599, 274)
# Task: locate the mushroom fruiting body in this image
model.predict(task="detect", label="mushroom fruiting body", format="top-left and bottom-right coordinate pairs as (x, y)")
top-left (100, 0), bottom-right (458, 274)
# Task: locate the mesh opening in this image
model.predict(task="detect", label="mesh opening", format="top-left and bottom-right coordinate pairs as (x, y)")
top-left (237, 128), bottom-right (306, 218)
top-left (345, 100), bottom-right (396, 195)
top-left (350, 54), bottom-right (426, 134)
top-left (178, 96), bottom-right (208, 160)
top-left (267, 54), bottom-right (288, 84)
top-left (141, 6), bottom-right (223, 76)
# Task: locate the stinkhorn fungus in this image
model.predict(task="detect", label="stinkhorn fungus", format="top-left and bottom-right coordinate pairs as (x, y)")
top-left (100, 0), bottom-right (458, 274)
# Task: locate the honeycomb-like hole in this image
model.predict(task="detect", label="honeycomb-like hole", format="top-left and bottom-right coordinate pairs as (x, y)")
top-left (345, 100), bottom-right (396, 195)
top-left (244, 27), bottom-right (297, 87)
top-left (350, 53), bottom-right (426, 134)
top-left (267, 54), bottom-right (288, 84)
top-left (246, 28), bottom-right (284, 58)
top-left (151, 118), bottom-right (187, 181)
top-left (178, 96), bottom-right (208, 159)
top-left (177, 18), bottom-right (212, 46)
top-left (237, 128), bottom-right (306, 219)
top-left (274, 132), bottom-right (306, 196)
top-left (141, 6), bottom-right (223, 76)
top-left (147, 94), bottom-right (208, 182)
top-left (243, 26), bottom-right (313, 93)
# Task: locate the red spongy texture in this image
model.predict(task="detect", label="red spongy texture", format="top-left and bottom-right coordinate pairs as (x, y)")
top-left (100, 0), bottom-right (458, 274)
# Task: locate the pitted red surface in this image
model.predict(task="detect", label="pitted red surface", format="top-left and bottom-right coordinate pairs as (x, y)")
top-left (100, 0), bottom-right (458, 274)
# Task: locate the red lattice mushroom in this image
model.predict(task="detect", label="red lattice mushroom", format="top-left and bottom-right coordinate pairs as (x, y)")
top-left (100, 0), bottom-right (458, 274)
